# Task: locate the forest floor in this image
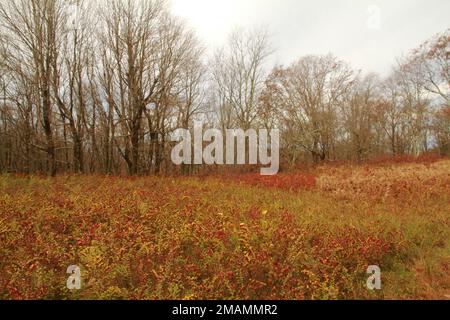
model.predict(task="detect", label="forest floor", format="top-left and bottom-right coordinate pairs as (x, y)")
top-left (0, 159), bottom-right (449, 299)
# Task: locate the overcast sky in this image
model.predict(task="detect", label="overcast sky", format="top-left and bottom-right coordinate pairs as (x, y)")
top-left (170, 0), bottom-right (450, 75)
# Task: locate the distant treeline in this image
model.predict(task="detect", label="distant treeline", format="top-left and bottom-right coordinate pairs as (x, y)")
top-left (0, 0), bottom-right (448, 176)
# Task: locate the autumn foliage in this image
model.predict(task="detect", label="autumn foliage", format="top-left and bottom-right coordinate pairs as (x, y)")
top-left (0, 160), bottom-right (449, 300)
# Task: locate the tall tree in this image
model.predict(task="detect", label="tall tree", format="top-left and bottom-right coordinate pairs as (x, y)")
top-left (212, 27), bottom-right (272, 131)
top-left (0, 0), bottom-right (66, 176)
top-left (99, 0), bottom-right (165, 175)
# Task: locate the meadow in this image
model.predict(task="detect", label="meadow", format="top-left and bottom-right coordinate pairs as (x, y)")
top-left (0, 159), bottom-right (449, 300)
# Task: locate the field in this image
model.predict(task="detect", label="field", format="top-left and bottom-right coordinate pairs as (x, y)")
top-left (0, 160), bottom-right (449, 300)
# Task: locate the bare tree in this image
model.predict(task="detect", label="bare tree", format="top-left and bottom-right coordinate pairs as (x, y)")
top-left (212, 27), bottom-right (272, 131)
top-left (51, 0), bottom-right (97, 173)
top-left (0, 1), bottom-right (447, 175)
top-left (406, 29), bottom-right (449, 105)
top-left (173, 40), bottom-right (206, 174)
top-left (0, 0), bottom-right (71, 176)
top-left (146, 13), bottom-right (203, 174)
top-left (262, 54), bottom-right (355, 163)
top-left (341, 73), bottom-right (380, 160)
top-left (99, 0), bottom-right (165, 175)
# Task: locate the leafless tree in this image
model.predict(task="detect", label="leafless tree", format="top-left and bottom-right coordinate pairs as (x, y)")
top-left (340, 73), bottom-right (380, 160)
top-left (0, 0), bottom-right (69, 175)
top-left (262, 54), bottom-right (355, 163)
top-left (212, 27), bottom-right (272, 131)
top-left (0, 2), bottom-right (447, 175)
